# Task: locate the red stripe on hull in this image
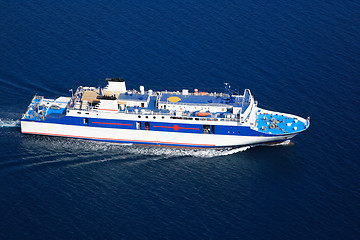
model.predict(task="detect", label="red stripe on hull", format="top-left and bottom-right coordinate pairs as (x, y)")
top-left (97, 109), bottom-right (118, 111)
top-left (92, 122), bottom-right (133, 126)
top-left (153, 125), bottom-right (199, 131)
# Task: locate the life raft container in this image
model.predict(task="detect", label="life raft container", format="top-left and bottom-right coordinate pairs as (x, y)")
top-left (197, 112), bottom-right (210, 117)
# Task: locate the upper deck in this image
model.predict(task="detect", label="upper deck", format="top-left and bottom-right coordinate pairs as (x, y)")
top-left (67, 79), bottom-right (256, 120)
top-left (22, 96), bottom-right (70, 121)
top-left (159, 93), bottom-right (235, 105)
top-left (22, 81), bottom-right (257, 126)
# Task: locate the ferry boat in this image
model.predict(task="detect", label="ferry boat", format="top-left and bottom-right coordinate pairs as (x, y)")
top-left (21, 78), bottom-right (310, 148)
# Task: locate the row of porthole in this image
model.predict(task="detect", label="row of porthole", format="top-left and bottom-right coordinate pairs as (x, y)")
top-left (77, 111), bottom-right (97, 116)
top-left (76, 111), bottom-right (238, 123)
top-left (138, 115), bottom-right (166, 119)
top-left (136, 114), bottom-right (238, 122)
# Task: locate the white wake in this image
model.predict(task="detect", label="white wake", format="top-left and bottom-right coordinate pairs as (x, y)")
top-left (0, 118), bottom-right (20, 128)
top-left (88, 143), bottom-right (252, 158)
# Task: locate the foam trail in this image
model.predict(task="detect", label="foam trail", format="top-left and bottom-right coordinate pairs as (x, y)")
top-left (0, 119), bottom-right (20, 128)
top-left (218, 146), bottom-right (251, 155)
top-left (118, 145), bottom-right (252, 158)
top-left (21, 137), bottom-right (252, 158)
top-left (64, 146), bottom-right (252, 168)
top-left (270, 140), bottom-right (292, 146)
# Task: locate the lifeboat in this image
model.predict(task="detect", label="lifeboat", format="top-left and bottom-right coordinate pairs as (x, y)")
top-left (197, 112), bottom-right (210, 117)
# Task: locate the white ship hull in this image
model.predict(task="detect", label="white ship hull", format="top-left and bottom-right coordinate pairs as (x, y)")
top-left (21, 121), bottom-right (297, 148)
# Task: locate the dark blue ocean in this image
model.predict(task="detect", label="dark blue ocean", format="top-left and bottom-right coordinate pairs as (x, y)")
top-left (1, 0), bottom-right (360, 239)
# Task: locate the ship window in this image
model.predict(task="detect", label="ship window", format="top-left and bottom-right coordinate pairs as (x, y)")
top-left (162, 116), bottom-right (165, 119)
top-left (153, 116), bottom-right (156, 119)
top-left (138, 115), bottom-right (141, 118)
top-left (146, 116), bottom-right (148, 119)
top-left (195, 118), bottom-right (199, 121)
top-left (141, 103), bottom-right (145, 108)
top-left (211, 125), bottom-right (215, 134)
top-left (145, 122), bottom-right (150, 130)
top-left (203, 125), bottom-right (210, 134)
top-left (136, 122), bottom-right (141, 130)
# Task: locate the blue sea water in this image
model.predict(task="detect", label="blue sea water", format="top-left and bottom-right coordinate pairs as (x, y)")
top-left (1, 0), bottom-right (360, 239)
